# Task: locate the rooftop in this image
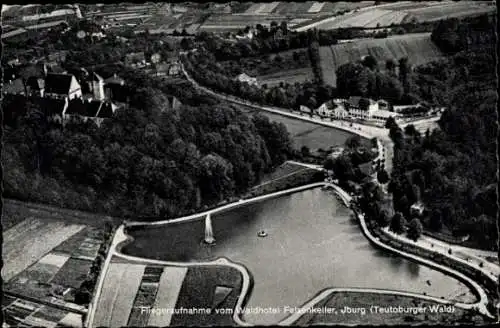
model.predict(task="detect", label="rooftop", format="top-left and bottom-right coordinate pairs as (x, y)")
top-left (44, 73), bottom-right (75, 95)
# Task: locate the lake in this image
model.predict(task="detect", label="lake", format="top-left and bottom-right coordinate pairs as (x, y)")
top-left (123, 188), bottom-right (476, 325)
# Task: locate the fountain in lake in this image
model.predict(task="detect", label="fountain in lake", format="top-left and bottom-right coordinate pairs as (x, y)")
top-left (204, 213), bottom-right (216, 245)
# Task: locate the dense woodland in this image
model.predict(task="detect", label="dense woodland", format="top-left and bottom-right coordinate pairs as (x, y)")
top-left (386, 14), bottom-right (497, 249)
top-left (2, 76), bottom-right (293, 218)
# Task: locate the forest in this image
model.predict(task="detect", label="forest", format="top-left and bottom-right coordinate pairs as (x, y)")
top-left (2, 77), bottom-right (294, 218)
top-left (386, 14), bottom-right (497, 249)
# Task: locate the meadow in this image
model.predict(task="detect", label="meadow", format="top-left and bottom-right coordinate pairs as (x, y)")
top-left (319, 33), bottom-right (443, 86)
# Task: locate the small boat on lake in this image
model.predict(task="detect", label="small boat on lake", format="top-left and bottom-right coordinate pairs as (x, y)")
top-left (258, 230), bottom-right (268, 237)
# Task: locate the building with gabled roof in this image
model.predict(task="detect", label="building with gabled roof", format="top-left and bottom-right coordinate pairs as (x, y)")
top-left (44, 73), bottom-right (82, 100)
top-left (235, 73), bottom-right (258, 86)
top-left (26, 76), bottom-right (45, 97)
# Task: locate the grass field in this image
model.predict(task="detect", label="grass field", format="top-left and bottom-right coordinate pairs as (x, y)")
top-left (258, 67), bottom-right (314, 87)
top-left (319, 32), bottom-right (443, 87)
top-left (293, 292), bottom-right (483, 325)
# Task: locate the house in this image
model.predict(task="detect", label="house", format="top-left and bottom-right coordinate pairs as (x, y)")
top-left (317, 99), bottom-right (348, 119)
top-left (87, 72), bottom-right (105, 101)
top-left (104, 74), bottom-right (128, 102)
top-left (393, 103), bottom-right (426, 114)
top-left (410, 202), bottom-right (425, 216)
top-left (377, 99), bottom-right (390, 111)
top-left (345, 96), bottom-right (379, 119)
top-left (168, 62), bottom-right (182, 76)
top-left (45, 62), bottom-right (67, 74)
top-left (38, 96), bottom-right (69, 123)
top-left (3, 78), bottom-right (26, 95)
top-left (44, 73), bottom-right (82, 100)
top-left (125, 52), bottom-right (146, 67)
top-left (26, 76), bottom-right (45, 97)
top-left (370, 109), bottom-right (401, 123)
top-left (299, 105), bottom-right (313, 115)
top-left (235, 73), bottom-right (258, 86)
top-left (64, 98), bottom-right (120, 126)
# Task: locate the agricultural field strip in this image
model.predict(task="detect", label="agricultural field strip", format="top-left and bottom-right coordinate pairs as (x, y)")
top-left (362, 10), bottom-right (408, 28)
top-left (93, 263), bottom-right (145, 327)
top-left (2, 217), bottom-right (86, 282)
top-left (308, 2), bottom-right (326, 13)
top-left (244, 3), bottom-right (264, 15)
top-left (3, 296), bottom-right (82, 328)
top-left (59, 312), bottom-right (84, 327)
top-left (147, 267), bottom-right (189, 326)
top-left (259, 2), bottom-right (281, 14)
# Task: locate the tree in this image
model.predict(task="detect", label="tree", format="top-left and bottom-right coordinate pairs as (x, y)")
top-left (377, 209), bottom-right (390, 227)
top-left (398, 56), bottom-right (411, 94)
top-left (407, 218), bottom-right (424, 241)
top-left (377, 169), bottom-right (390, 184)
top-left (430, 209), bottom-right (443, 232)
top-left (385, 116), bottom-right (398, 130)
top-left (300, 146), bottom-right (311, 158)
top-left (345, 135), bottom-right (362, 149)
top-left (390, 212), bottom-right (407, 234)
top-left (386, 59), bottom-right (397, 76)
top-left (362, 55), bottom-right (378, 70)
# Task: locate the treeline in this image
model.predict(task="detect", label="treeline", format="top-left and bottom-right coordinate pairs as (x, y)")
top-left (336, 55), bottom-right (417, 105)
top-left (184, 49), bottom-right (336, 110)
top-left (194, 24), bottom-right (386, 61)
top-left (431, 13), bottom-right (496, 54)
top-left (2, 79), bottom-right (293, 218)
top-left (386, 40), bottom-right (497, 249)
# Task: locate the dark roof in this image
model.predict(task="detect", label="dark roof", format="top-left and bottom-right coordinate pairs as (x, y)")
top-left (86, 101), bottom-right (103, 117)
top-left (92, 72), bottom-right (104, 82)
top-left (38, 97), bottom-right (67, 116)
top-left (347, 96), bottom-right (362, 108)
top-left (66, 98), bottom-right (90, 116)
top-left (104, 74), bottom-right (125, 85)
top-left (48, 65), bottom-right (67, 74)
top-left (44, 73), bottom-right (73, 95)
top-left (96, 102), bottom-right (114, 118)
top-left (26, 76), bottom-right (45, 90)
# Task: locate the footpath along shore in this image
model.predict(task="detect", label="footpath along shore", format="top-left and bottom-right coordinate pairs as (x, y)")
top-left (87, 182), bottom-right (495, 327)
